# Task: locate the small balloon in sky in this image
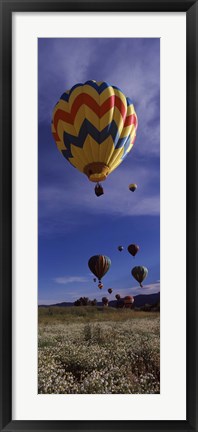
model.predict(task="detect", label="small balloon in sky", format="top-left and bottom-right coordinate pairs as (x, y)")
top-left (128, 244), bottom-right (139, 257)
top-left (129, 183), bottom-right (137, 192)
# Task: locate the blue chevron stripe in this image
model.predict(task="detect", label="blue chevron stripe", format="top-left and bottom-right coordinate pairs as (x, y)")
top-left (63, 120), bottom-right (119, 148)
top-left (61, 119), bottom-right (131, 160)
top-left (59, 82), bottom-right (135, 105)
top-left (60, 90), bottom-right (134, 107)
top-left (60, 81), bottom-right (117, 103)
top-left (112, 85), bottom-right (134, 108)
top-left (110, 87), bottom-right (134, 106)
top-left (126, 97), bottom-right (133, 106)
top-left (60, 92), bottom-right (70, 102)
top-left (84, 81), bottom-right (110, 94)
top-left (60, 83), bottom-right (84, 102)
top-left (112, 84), bottom-right (123, 93)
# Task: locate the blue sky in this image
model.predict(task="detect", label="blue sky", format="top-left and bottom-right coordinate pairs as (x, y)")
top-left (38, 38), bottom-right (160, 305)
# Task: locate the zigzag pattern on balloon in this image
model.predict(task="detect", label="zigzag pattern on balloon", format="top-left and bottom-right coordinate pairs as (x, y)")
top-left (62, 119), bottom-right (132, 158)
top-left (51, 81), bottom-right (138, 176)
top-left (52, 82), bottom-right (137, 140)
top-left (53, 94), bottom-right (134, 139)
top-left (67, 136), bottom-right (128, 174)
top-left (60, 80), bottom-right (118, 101)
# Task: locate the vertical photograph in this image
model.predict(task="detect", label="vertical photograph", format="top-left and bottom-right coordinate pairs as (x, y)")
top-left (38, 38), bottom-right (160, 394)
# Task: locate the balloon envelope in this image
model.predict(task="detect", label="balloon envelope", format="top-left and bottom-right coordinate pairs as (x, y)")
top-left (129, 183), bottom-right (137, 192)
top-left (102, 297), bottom-right (109, 305)
top-left (124, 296), bottom-right (134, 306)
top-left (128, 244), bottom-right (139, 257)
top-left (88, 255), bottom-right (111, 281)
top-left (52, 81), bottom-right (138, 183)
top-left (108, 288), bottom-right (113, 294)
top-left (131, 266), bottom-right (148, 287)
top-left (118, 245), bottom-right (124, 252)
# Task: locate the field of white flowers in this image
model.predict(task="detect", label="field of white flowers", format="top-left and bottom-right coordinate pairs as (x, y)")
top-left (38, 307), bottom-right (160, 394)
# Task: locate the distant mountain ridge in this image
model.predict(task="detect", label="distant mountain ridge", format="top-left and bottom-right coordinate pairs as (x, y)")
top-left (39, 292), bottom-right (160, 308)
top-left (133, 292), bottom-right (160, 307)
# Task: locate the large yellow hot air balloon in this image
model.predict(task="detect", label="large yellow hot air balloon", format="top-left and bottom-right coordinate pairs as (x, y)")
top-left (52, 80), bottom-right (138, 194)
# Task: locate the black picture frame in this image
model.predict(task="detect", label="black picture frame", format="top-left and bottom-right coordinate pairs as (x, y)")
top-left (0, 0), bottom-right (197, 431)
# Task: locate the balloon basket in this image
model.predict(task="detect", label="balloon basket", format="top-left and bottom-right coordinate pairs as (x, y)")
top-left (95, 183), bottom-right (104, 197)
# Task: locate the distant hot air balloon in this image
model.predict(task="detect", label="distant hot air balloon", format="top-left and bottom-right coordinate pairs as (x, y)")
top-left (52, 80), bottom-right (138, 195)
top-left (129, 183), bottom-right (137, 192)
top-left (88, 255), bottom-right (111, 283)
top-left (93, 278), bottom-right (97, 282)
top-left (102, 297), bottom-right (109, 306)
top-left (115, 294), bottom-right (121, 300)
top-left (118, 245), bottom-right (124, 252)
top-left (131, 266), bottom-right (148, 287)
top-left (98, 283), bottom-right (103, 290)
top-left (108, 288), bottom-right (113, 294)
top-left (124, 295), bottom-right (134, 308)
top-left (128, 244), bottom-right (139, 257)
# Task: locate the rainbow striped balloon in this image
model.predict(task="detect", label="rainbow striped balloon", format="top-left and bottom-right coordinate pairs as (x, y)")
top-left (52, 80), bottom-right (138, 183)
top-left (88, 255), bottom-right (111, 282)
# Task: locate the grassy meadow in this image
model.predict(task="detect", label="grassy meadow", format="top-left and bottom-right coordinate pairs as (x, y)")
top-left (38, 306), bottom-right (160, 394)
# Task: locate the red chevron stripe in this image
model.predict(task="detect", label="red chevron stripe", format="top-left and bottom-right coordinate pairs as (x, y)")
top-left (53, 94), bottom-right (127, 131)
top-left (71, 94), bottom-right (126, 120)
top-left (72, 94), bottom-right (99, 118)
top-left (124, 114), bottom-right (137, 127)
top-left (53, 109), bottom-right (73, 132)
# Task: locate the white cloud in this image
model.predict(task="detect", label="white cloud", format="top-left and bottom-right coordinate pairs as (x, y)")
top-left (39, 162), bottom-right (159, 235)
top-left (54, 276), bottom-right (89, 284)
top-left (139, 282), bottom-right (160, 290)
top-left (112, 282), bottom-right (160, 297)
top-left (95, 40), bottom-right (160, 156)
top-left (39, 39), bottom-right (97, 124)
